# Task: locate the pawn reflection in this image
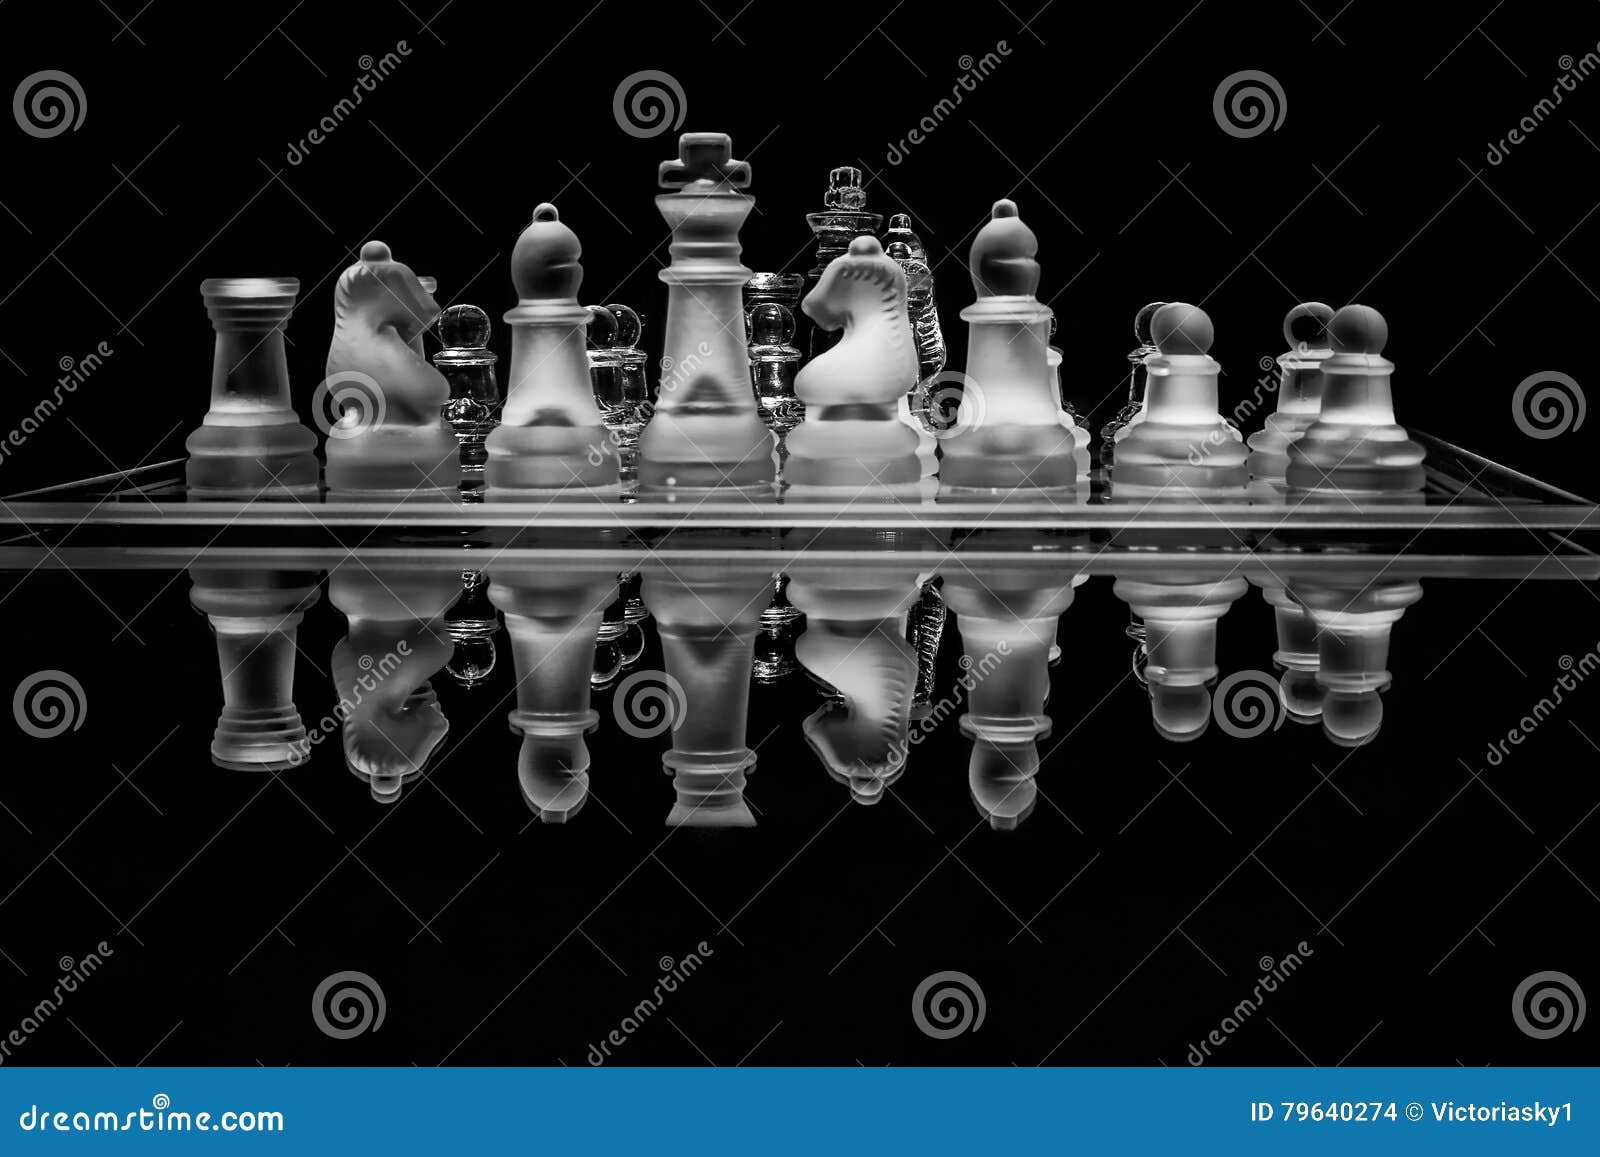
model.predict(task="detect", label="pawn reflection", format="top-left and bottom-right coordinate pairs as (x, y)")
top-left (943, 566), bottom-right (1084, 829)
top-left (489, 564), bottom-right (615, 823)
top-left (1251, 578), bottom-right (1323, 723)
top-left (643, 561), bottom-right (770, 827)
top-left (789, 565), bottom-right (920, 805)
top-left (1115, 570), bottom-right (1247, 741)
top-left (190, 568), bottom-right (321, 771)
top-left (328, 565), bottom-right (456, 803)
top-left (444, 570), bottom-right (500, 690)
top-left (1292, 577), bottom-right (1423, 747)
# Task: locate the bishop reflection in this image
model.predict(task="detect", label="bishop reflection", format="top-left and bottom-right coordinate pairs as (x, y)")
top-left (187, 547), bottom-right (1426, 831)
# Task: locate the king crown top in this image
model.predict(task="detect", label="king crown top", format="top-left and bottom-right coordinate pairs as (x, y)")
top-left (1151, 302), bottom-right (1215, 356)
top-left (969, 199), bottom-right (1040, 298)
top-left (822, 166), bottom-right (869, 210)
top-left (510, 203), bottom-right (583, 301)
top-left (658, 132), bottom-right (751, 191)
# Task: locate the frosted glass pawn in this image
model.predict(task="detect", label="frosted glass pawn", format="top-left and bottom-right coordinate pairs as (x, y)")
top-left (1247, 302), bottom-right (1334, 486)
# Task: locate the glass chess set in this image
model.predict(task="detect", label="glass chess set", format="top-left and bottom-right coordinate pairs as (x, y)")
top-left (2, 132), bottom-right (1596, 823)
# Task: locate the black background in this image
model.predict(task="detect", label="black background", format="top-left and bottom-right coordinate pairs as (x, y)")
top-left (1, 0), bottom-right (1598, 1067)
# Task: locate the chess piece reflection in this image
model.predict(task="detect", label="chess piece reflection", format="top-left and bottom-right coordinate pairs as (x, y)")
top-left (445, 569), bottom-right (500, 690)
top-left (753, 573), bottom-right (804, 683)
top-left (1292, 577), bottom-right (1422, 747)
top-left (789, 567), bottom-right (920, 805)
top-left (804, 166), bottom-right (883, 359)
top-left (434, 304), bottom-right (502, 477)
top-left (643, 561), bottom-right (770, 826)
top-left (1101, 301), bottom-right (1164, 469)
top-left (638, 133), bottom-right (776, 492)
top-left (1286, 305), bottom-right (1425, 496)
top-left (328, 565), bottom-right (456, 803)
top-left (190, 568), bottom-right (320, 770)
top-left (486, 204), bottom-right (618, 492)
top-left (489, 565), bottom-right (616, 822)
top-left (185, 278), bottom-right (319, 496)
top-left (940, 200), bottom-right (1080, 492)
top-left (943, 567), bottom-right (1084, 829)
top-left (1251, 579), bottom-right (1323, 722)
top-left (593, 579), bottom-right (647, 692)
top-left (1114, 570), bottom-right (1248, 742)
top-left (1247, 302), bottom-right (1334, 488)
top-left (1111, 303), bottom-right (1248, 496)
top-left (789, 235), bottom-right (921, 488)
top-left (905, 577), bottom-right (947, 719)
top-left (323, 242), bottom-right (462, 494)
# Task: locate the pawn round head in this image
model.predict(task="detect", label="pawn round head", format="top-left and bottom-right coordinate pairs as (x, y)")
top-left (1322, 689), bottom-right (1383, 747)
top-left (750, 301), bottom-right (795, 346)
top-left (887, 212), bottom-right (912, 233)
top-left (438, 304), bottom-right (491, 350)
top-left (606, 303), bottom-right (642, 347)
top-left (1328, 304), bottom-right (1387, 355)
top-left (1150, 302), bottom-right (1214, 356)
top-left (360, 240), bottom-right (392, 264)
top-left (1283, 301), bottom-right (1334, 351)
top-left (585, 304), bottom-right (618, 349)
top-left (1277, 669), bottom-right (1324, 722)
top-left (970, 199), bottom-right (1040, 298)
top-left (1151, 683), bottom-right (1211, 742)
top-left (510, 202), bottom-right (582, 301)
top-left (1134, 301), bottom-right (1166, 345)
